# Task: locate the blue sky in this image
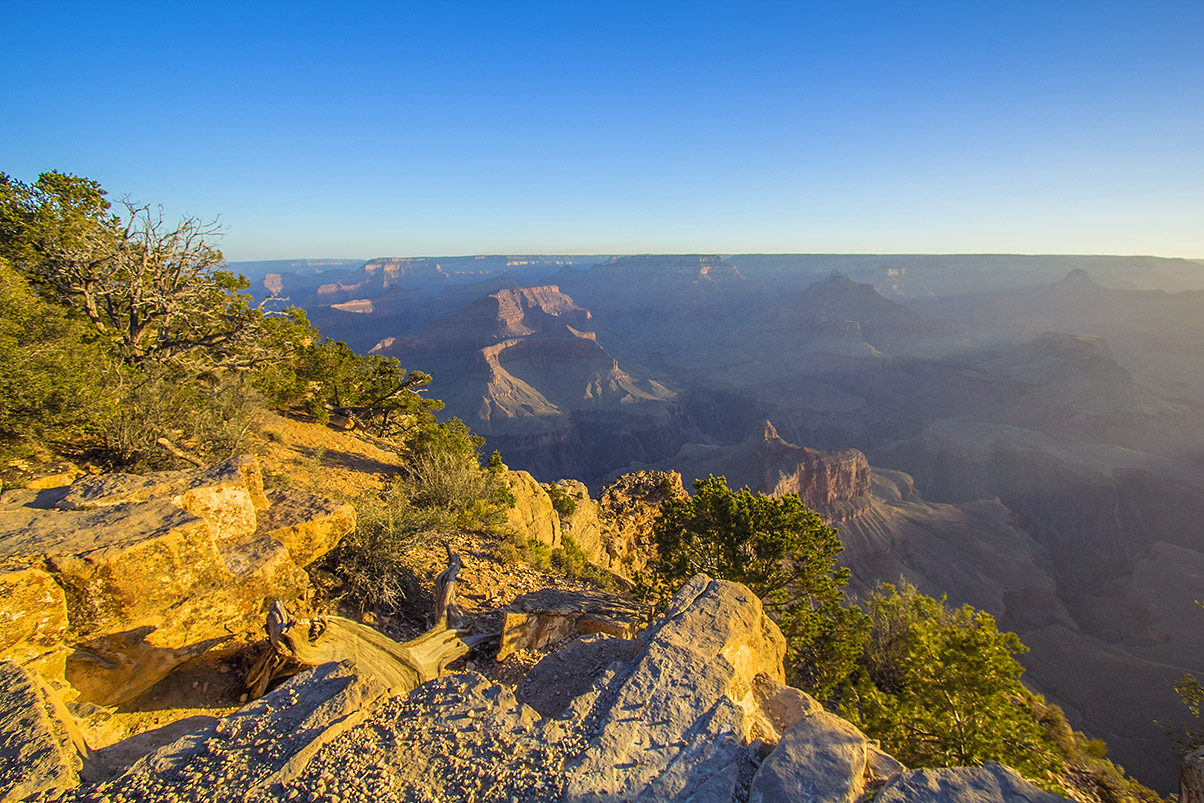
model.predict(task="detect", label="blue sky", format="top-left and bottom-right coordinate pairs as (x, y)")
top-left (3, 1), bottom-right (1202, 260)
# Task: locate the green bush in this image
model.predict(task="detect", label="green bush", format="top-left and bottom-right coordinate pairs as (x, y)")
top-left (491, 531), bottom-right (553, 570)
top-left (838, 582), bottom-right (1060, 782)
top-left (544, 482), bottom-right (578, 517)
top-left (552, 535), bottom-right (620, 591)
top-left (651, 474), bottom-right (857, 694)
top-left (492, 540), bottom-right (523, 566)
top-left (0, 259), bottom-right (108, 459)
top-left (405, 447), bottom-right (513, 531)
top-left (330, 480), bottom-right (450, 613)
top-left (489, 532), bottom-right (618, 590)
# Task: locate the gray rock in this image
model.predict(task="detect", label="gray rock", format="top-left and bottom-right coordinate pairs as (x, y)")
top-left (875, 762), bottom-right (1069, 803)
top-left (108, 660), bottom-right (386, 802)
top-left (748, 706), bottom-right (869, 803)
top-left (1183, 746), bottom-right (1204, 803)
top-left (0, 662), bottom-right (95, 802)
top-left (563, 574), bottom-right (788, 802)
top-left (518, 634), bottom-right (640, 718)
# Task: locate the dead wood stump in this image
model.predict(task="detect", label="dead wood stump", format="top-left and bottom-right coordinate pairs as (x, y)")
top-left (248, 552), bottom-right (470, 697)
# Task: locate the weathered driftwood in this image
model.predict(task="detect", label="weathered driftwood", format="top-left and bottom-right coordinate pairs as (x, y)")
top-left (154, 436), bottom-right (205, 467)
top-left (247, 552), bottom-right (470, 698)
top-left (497, 588), bottom-right (652, 661)
top-left (433, 545), bottom-right (462, 628)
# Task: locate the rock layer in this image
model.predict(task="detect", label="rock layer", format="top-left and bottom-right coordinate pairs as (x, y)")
top-left (30, 575), bottom-right (1070, 803)
top-left (0, 457), bottom-right (354, 706)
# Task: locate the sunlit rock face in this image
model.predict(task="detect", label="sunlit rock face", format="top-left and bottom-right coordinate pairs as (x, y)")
top-left (0, 456), bottom-right (354, 707)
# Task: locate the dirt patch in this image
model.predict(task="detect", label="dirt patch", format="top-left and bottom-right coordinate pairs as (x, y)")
top-left (253, 411), bottom-right (408, 500)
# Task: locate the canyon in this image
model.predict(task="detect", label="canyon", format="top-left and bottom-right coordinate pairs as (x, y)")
top-left (232, 252), bottom-right (1204, 791)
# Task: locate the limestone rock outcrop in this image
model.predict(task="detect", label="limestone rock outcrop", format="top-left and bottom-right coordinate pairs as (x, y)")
top-left (24, 575), bottom-right (1070, 803)
top-left (554, 471), bottom-right (685, 577)
top-left (623, 422), bottom-right (872, 520)
top-left (504, 469), bottom-right (561, 548)
top-left (752, 421), bottom-right (871, 519)
top-left (0, 456), bottom-right (354, 706)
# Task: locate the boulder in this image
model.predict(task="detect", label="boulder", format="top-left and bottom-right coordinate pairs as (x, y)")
top-left (562, 574), bottom-right (790, 801)
top-left (504, 469), bottom-right (561, 547)
top-left (66, 532), bottom-right (309, 705)
top-left (748, 704), bottom-right (871, 803)
top-left (517, 634), bottom-right (641, 718)
top-left (875, 762), bottom-right (1069, 803)
top-left (37, 504), bottom-right (225, 638)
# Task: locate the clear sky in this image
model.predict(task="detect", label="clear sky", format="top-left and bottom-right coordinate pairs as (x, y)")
top-left (3, 0), bottom-right (1202, 261)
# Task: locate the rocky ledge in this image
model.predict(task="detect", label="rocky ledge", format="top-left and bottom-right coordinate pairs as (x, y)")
top-left (0, 456), bottom-right (354, 709)
top-left (5, 575), bottom-right (1071, 803)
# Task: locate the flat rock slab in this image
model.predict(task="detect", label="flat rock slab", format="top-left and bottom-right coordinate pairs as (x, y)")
top-left (57, 455), bottom-right (268, 544)
top-left (875, 762), bottom-right (1070, 803)
top-left (0, 500), bottom-right (207, 562)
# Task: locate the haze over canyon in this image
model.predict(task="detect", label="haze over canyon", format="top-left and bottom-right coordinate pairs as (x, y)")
top-left (232, 252), bottom-right (1204, 790)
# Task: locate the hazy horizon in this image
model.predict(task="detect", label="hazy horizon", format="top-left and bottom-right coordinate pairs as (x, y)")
top-left (229, 250), bottom-right (1204, 264)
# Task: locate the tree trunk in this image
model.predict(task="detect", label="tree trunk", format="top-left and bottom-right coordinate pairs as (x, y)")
top-left (248, 553), bottom-right (470, 698)
top-left (433, 546), bottom-right (463, 628)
